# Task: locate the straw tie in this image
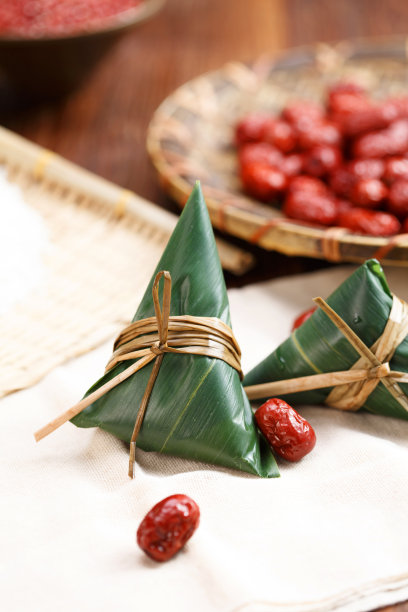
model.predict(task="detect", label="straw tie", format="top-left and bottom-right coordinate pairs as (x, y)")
top-left (245, 295), bottom-right (408, 413)
top-left (321, 295), bottom-right (408, 412)
top-left (34, 270), bottom-right (242, 478)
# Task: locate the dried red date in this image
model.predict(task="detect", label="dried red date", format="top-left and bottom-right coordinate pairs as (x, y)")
top-left (351, 178), bottom-right (387, 208)
top-left (283, 191), bottom-right (338, 226)
top-left (303, 145), bottom-right (342, 177)
top-left (335, 103), bottom-right (397, 137)
top-left (297, 120), bottom-right (342, 150)
top-left (329, 95), bottom-right (369, 119)
top-left (388, 179), bottom-right (408, 217)
top-left (329, 167), bottom-right (356, 198)
top-left (336, 199), bottom-right (354, 215)
top-left (338, 208), bottom-right (401, 236)
top-left (353, 120), bottom-right (408, 158)
top-left (348, 159), bottom-right (384, 180)
top-left (292, 306), bottom-right (317, 331)
top-left (137, 494), bottom-right (200, 562)
top-left (288, 175), bottom-right (328, 195)
top-left (235, 113), bottom-right (270, 145)
top-left (327, 81), bottom-right (366, 97)
top-left (388, 119), bottom-right (408, 151)
top-left (239, 142), bottom-right (283, 168)
top-left (255, 398), bottom-right (316, 462)
top-left (282, 101), bottom-right (324, 127)
top-left (241, 162), bottom-right (287, 201)
top-left (383, 157), bottom-right (408, 183)
top-left (327, 84), bottom-right (368, 115)
top-left (386, 96), bottom-right (408, 121)
top-left (262, 119), bottom-right (297, 153)
top-left (352, 132), bottom-right (390, 159)
top-left (280, 153), bottom-right (304, 177)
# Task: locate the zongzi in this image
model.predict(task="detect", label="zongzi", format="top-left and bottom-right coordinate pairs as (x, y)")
top-left (36, 183), bottom-right (278, 478)
top-left (244, 260), bottom-right (408, 421)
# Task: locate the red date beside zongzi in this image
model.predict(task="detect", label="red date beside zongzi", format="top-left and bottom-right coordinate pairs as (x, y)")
top-left (255, 398), bottom-right (316, 462)
top-left (137, 494), bottom-right (200, 562)
top-left (292, 306), bottom-right (317, 331)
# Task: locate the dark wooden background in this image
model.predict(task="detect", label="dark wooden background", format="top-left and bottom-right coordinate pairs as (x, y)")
top-left (4, 0), bottom-right (408, 289)
top-left (1, 3), bottom-right (407, 606)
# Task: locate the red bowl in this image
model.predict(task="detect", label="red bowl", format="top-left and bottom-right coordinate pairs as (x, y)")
top-left (0, 0), bottom-right (165, 100)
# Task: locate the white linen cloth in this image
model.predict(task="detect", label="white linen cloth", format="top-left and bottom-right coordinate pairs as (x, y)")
top-left (2, 265), bottom-right (408, 612)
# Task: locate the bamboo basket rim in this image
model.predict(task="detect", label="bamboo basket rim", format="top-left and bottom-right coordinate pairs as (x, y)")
top-left (147, 35), bottom-right (408, 267)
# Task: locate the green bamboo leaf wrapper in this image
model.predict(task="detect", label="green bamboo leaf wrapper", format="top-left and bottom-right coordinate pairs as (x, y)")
top-left (72, 183), bottom-right (278, 477)
top-left (244, 260), bottom-right (408, 421)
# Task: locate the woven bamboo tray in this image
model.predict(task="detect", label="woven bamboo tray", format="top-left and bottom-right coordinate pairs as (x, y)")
top-left (147, 37), bottom-right (408, 266)
top-left (0, 126), bottom-right (252, 398)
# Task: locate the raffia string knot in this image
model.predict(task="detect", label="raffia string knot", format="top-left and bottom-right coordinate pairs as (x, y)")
top-left (320, 295), bottom-right (408, 412)
top-left (150, 341), bottom-right (167, 356)
top-left (369, 363), bottom-right (391, 379)
top-left (34, 270), bottom-right (243, 480)
top-left (245, 295), bottom-right (408, 414)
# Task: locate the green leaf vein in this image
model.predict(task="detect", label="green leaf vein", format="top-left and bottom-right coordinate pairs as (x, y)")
top-left (159, 360), bottom-right (216, 452)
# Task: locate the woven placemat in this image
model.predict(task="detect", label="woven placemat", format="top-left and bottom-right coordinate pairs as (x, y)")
top-left (0, 127), bottom-right (253, 398)
top-left (0, 129), bottom-right (173, 397)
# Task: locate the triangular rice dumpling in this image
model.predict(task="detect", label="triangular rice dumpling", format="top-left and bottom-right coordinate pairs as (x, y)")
top-left (72, 183), bottom-right (278, 477)
top-left (244, 260), bottom-right (408, 421)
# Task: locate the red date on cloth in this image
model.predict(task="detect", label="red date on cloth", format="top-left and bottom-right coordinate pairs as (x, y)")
top-left (137, 494), bottom-right (200, 562)
top-left (255, 398), bottom-right (316, 462)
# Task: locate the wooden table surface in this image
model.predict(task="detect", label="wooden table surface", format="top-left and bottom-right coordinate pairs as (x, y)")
top-left (1, 2), bottom-right (407, 610)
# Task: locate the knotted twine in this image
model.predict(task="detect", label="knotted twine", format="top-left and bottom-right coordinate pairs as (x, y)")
top-left (35, 271), bottom-right (243, 478)
top-left (245, 295), bottom-right (408, 414)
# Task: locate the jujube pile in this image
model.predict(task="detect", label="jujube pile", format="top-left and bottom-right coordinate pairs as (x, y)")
top-left (236, 82), bottom-right (408, 236)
